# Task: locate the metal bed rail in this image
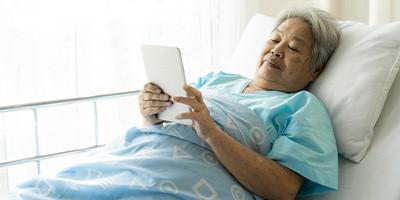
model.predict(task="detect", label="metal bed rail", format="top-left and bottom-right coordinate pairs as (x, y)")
top-left (0, 90), bottom-right (140, 113)
top-left (0, 90), bottom-right (140, 169)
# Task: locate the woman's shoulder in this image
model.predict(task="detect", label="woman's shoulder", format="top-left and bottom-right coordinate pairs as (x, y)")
top-left (289, 90), bottom-right (329, 112)
top-left (293, 90), bottom-right (318, 99)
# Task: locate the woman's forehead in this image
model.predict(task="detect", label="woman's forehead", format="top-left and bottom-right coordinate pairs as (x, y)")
top-left (276, 18), bottom-right (314, 43)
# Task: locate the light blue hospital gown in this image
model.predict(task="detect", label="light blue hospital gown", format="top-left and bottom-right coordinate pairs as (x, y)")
top-left (194, 71), bottom-right (338, 196)
top-left (11, 71), bottom-right (338, 200)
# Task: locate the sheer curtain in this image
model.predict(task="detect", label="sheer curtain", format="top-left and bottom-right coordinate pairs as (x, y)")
top-left (0, 0), bottom-right (260, 107)
top-left (209, 0), bottom-right (260, 70)
top-left (0, 0), bottom-right (258, 193)
top-left (0, 0), bottom-right (208, 106)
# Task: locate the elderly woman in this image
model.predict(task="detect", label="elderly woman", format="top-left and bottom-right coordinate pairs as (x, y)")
top-left (139, 7), bottom-right (340, 199)
top-left (12, 7), bottom-right (340, 200)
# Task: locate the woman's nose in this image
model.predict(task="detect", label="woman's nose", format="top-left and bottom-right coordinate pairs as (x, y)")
top-left (271, 49), bottom-right (282, 58)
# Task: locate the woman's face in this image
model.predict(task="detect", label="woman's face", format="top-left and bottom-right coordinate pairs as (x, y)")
top-left (254, 17), bottom-right (318, 92)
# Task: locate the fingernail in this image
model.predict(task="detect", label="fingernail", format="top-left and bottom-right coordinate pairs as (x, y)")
top-left (167, 101), bottom-right (172, 106)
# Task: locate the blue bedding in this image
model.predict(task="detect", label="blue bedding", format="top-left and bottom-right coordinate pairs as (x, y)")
top-left (11, 90), bottom-right (272, 200)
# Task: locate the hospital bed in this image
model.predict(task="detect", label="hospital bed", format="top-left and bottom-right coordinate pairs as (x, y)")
top-left (2, 14), bottom-right (400, 200)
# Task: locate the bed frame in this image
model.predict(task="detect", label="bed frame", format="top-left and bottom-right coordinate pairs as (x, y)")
top-left (0, 90), bottom-right (139, 171)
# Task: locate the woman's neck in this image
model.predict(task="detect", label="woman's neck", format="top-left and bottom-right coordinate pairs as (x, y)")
top-left (242, 82), bottom-right (265, 93)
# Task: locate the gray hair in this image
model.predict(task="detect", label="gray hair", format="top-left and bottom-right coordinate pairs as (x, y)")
top-left (274, 7), bottom-right (341, 73)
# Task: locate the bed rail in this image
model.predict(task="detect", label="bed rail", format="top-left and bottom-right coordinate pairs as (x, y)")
top-left (0, 90), bottom-right (140, 169)
top-left (0, 90), bottom-right (139, 113)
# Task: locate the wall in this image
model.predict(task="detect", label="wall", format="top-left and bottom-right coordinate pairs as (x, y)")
top-left (257, 0), bottom-right (400, 24)
top-left (337, 0), bottom-right (369, 23)
top-left (258, 0), bottom-right (329, 17)
top-left (395, 0), bottom-right (400, 21)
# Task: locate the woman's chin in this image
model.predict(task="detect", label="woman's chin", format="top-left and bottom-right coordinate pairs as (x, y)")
top-left (256, 69), bottom-right (277, 82)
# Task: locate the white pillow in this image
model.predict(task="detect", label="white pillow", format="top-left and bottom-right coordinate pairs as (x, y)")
top-left (226, 14), bottom-right (400, 163)
top-left (226, 14), bottom-right (275, 78)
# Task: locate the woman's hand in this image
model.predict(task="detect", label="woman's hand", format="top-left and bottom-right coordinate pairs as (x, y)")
top-left (138, 83), bottom-right (173, 125)
top-left (174, 85), bottom-right (219, 141)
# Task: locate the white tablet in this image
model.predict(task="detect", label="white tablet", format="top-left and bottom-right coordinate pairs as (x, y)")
top-left (141, 44), bottom-right (192, 125)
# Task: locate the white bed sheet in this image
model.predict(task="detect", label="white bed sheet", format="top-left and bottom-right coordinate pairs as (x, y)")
top-left (306, 73), bottom-right (400, 200)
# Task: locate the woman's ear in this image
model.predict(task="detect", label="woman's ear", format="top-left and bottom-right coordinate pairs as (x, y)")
top-left (311, 65), bottom-right (324, 80)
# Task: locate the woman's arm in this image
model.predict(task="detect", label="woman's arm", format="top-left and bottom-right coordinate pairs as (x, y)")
top-left (174, 85), bottom-right (304, 200)
top-left (202, 126), bottom-right (303, 199)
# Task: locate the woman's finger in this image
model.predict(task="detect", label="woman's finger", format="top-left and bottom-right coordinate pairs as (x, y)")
top-left (183, 85), bottom-right (204, 104)
top-left (173, 96), bottom-right (203, 112)
top-left (143, 107), bottom-right (166, 116)
top-left (144, 83), bottom-right (162, 93)
top-left (141, 93), bottom-right (170, 101)
top-left (142, 101), bottom-right (172, 109)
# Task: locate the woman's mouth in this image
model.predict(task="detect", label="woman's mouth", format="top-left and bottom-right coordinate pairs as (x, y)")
top-left (264, 60), bottom-right (281, 70)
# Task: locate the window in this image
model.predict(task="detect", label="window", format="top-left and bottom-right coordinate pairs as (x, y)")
top-left (0, 0), bottom-right (217, 194)
top-left (0, 0), bottom-right (216, 106)
top-left (0, 0), bottom-right (255, 194)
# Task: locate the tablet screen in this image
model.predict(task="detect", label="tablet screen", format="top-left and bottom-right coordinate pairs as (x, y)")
top-left (141, 44), bottom-right (192, 125)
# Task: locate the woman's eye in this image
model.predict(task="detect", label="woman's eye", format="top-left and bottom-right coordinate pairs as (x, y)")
top-left (288, 46), bottom-right (298, 52)
top-left (270, 38), bottom-right (279, 43)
